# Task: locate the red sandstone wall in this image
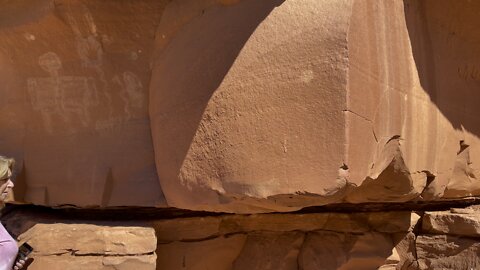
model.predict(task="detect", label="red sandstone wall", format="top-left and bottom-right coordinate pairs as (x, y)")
top-left (0, 0), bottom-right (479, 213)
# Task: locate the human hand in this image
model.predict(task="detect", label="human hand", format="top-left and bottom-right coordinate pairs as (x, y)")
top-left (12, 257), bottom-right (26, 270)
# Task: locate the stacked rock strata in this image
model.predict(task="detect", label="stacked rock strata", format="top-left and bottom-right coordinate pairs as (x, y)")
top-left (4, 206), bottom-right (480, 269)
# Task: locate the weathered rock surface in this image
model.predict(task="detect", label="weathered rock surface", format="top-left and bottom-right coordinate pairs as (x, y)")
top-left (18, 224), bottom-right (156, 256)
top-left (416, 206), bottom-right (480, 269)
top-left (4, 205), bottom-right (480, 269)
top-left (0, 0), bottom-right (479, 212)
top-left (14, 223), bottom-right (156, 270)
top-left (2, 0), bottom-right (480, 269)
top-left (422, 206), bottom-right (480, 237)
top-left (3, 209), bottom-right (418, 270)
top-left (0, 0), bottom-right (167, 207)
top-left (149, 0), bottom-right (480, 212)
top-left (416, 235), bottom-right (480, 270)
top-left (28, 255), bottom-right (156, 270)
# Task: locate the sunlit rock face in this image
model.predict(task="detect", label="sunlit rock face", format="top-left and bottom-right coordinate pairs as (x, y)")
top-left (149, 0), bottom-right (352, 212)
top-left (151, 0), bottom-right (480, 212)
top-left (3, 0), bottom-right (480, 269)
top-left (346, 0), bottom-right (480, 203)
top-left (0, 0), bottom-right (479, 212)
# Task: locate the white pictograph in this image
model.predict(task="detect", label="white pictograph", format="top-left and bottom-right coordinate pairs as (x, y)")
top-left (113, 71), bottom-right (145, 120)
top-left (64, 6), bottom-right (114, 118)
top-left (27, 52), bottom-right (99, 133)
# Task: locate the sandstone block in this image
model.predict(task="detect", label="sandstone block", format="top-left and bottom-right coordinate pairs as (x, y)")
top-left (27, 255), bottom-right (156, 270)
top-left (18, 223), bottom-right (156, 255)
top-left (416, 235), bottom-right (480, 270)
top-left (15, 223), bottom-right (156, 269)
top-left (152, 211), bottom-right (418, 244)
top-left (156, 235), bottom-right (246, 270)
top-left (233, 231), bottom-right (304, 270)
top-left (422, 207), bottom-right (480, 237)
top-left (299, 231), bottom-right (393, 270)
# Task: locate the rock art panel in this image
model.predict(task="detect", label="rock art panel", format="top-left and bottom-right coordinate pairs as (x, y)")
top-left (1, 0), bottom-right (480, 212)
top-left (0, 0), bottom-right (166, 207)
top-left (27, 52), bottom-right (99, 133)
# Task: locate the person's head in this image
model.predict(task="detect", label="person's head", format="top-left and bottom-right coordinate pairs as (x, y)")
top-left (0, 156), bottom-right (14, 202)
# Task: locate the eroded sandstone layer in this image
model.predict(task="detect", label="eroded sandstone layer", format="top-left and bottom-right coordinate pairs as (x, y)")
top-left (1, 0), bottom-right (479, 213)
top-left (4, 205), bottom-right (480, 269)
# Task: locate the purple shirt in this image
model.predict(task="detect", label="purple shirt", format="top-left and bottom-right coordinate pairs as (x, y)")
top-left (0, 224), bottom-right (17, 270)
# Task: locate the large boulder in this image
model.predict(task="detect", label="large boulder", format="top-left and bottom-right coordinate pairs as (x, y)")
top-left (150, 0), bottom-right (480, 211)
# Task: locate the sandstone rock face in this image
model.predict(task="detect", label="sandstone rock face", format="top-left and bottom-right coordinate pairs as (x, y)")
top-left (3, 0), bottom-right (480, 269)
top-left (0, 0), bottom-right (479, 212)
top-left (19, 224), bottom-right (156, 256)
top-left (15, 223), bottom-right (156, 270)
top-left (4, 209), bottom-right (418, 270)
top-left (0, 0), bottom-right (167, 207)
top-left (150, 0), bottom-right (352, 211)
top-left (416, 207), bottom-right (480, 269)
top-left (5, 206), bottom-right (480, 269)
top-left (28, 256), bottom-right (156, 270)
top-left (422, 207), bottom-right (480, 236)
top-left (416, 235), bottom-right (480, 270)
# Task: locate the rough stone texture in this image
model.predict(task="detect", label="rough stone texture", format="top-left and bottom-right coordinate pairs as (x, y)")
top-left (148, 0), bottom-right (480, 212)
top-left (150, 0), bottom-right (352, 212)
top-left (157, 206), bottom-right (480, 269)
top-left (3, 210), bottom-right (419, 270)
top-left (0, 0), bottom-right (479, 213)
top-left (18, 224), bottom-right (156, 255)
top-left (0, 0), bottom-right (167, 207)
top-left (416, 206), bottom-right (480, 269)
top-left (14, 223), bottom-right (156, 270)
top-left (152, 211), bottom-right (419, 241)
top-left (156, 235), bottom-right (246, 270)
top-left (423, 206), bottom-right (480, 237)
top-left (345, 0), bottom-right (480, 204)
top-left (416, 235), bottom-right (480, 270)
top-left (6, 206), bottom-right (480, 269)
top-left (28, 255), bottom-right (156, 270)
top-left (2, 0), bottom-right (480, 268)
